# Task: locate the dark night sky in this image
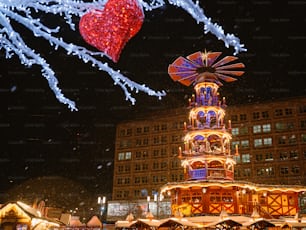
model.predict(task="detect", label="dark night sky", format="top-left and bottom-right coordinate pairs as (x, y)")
top-left (0, 0), bottom-right (306, 206)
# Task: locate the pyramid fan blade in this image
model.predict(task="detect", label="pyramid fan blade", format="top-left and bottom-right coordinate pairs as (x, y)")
top-left (168, 71), bottom-right (198, 79)
top-left (172, 56), bottom-right (200, 70)
top-left (186, 51), bottom-right (204, 67)
top-left (215, 73), bottom-right (237, 82)
top-left (169, 71), bottom-right (199, 83)
top-left (178, 74), bottom-right (198, 86)
top-left (206, 52), bottom-right (222, 66)
top-left (215, 62), bottom-right (245, 70)
top-left (217, 70), bottom-right (245, 77)
top-left (211, 56), bottom-right (238, 68)
top-left (178, 79), bottom-right (193, 86)
top-left (168, 73), bottom-right (193, 82)
top-left (169, 73), bottom-right (188, 81)
top-left (168, 64), bottom-right (197, 73)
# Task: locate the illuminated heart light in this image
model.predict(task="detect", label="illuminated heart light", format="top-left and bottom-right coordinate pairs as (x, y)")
top-left (79, 0), bottom-right (144, 62)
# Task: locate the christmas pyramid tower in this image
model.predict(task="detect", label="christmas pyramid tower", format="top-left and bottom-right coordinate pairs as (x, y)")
top-left (168, 50), bottom-right (244, 182)
top-left (160, 50), bottom-right (306, 218)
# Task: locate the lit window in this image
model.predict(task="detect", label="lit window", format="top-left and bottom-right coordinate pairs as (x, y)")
top-left (266, 167), bottom-right (274, 175)
top-left (118, 152), bottom-right (125, 160)
top-left (242, 154), bottom-right (250, 163)
top-left (254, 139), bottom-right (262, 147)
top-left (253, 125), bottom-right (261, 133)
top-left (231, 128), bottom-right (239, 136)
top-left (262, 124), bottom-right (271, 132)
top-left (234, 155), bottom-right (241, 163)
top-left (263, 137), bottom-right (272, 146)
top-left (125, 152), bottom-right (132, 159)
top-left (241, 140), bottom-right (249, 148)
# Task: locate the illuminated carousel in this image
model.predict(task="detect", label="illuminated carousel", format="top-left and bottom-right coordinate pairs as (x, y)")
top-left (160, 51), bottom-right (306, 218)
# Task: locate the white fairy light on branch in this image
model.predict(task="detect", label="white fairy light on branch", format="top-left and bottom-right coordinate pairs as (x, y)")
top-left (0, 0), bottom-right (246, 111)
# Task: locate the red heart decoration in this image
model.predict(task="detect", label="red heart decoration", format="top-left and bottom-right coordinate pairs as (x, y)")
top-left (79, 0), bottom-right (144, 63)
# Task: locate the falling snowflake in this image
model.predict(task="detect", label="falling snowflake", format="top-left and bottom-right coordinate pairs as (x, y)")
top-left (0, 0), bottom-right (246, 111)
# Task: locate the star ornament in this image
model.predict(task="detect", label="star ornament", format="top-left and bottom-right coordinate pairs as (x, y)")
top-left (168, 51), bottom-right (245, 86)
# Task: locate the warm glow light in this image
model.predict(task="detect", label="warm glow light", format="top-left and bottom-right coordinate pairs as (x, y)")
top-left (160, 181), bottom-right (306, 195)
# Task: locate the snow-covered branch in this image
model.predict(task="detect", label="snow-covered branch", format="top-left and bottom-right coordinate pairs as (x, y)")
top-left (0, 0), bottom-right (245, 111)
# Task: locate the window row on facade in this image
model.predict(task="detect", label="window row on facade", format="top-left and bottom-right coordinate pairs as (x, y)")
top-left (231, 120), bottom-right (306, 136)
top-left (118, 121), bottom-right (185, 137)
top-left (235, 165), bottom-right (303, 178)
top-left (115, 173), bottom-right (184, 187)
top-left (118, 127), bottom-right (306, 149)
top-left (230, 104), bottom-right (306, 122)
top-left (117, 159), bottom-right (181, 173)
top-left (231, 133), bottom-right (306, 150)
top-left (117, 147), bottom-right (180, 161)
top-left (234, 149), bottom-right (306, 164)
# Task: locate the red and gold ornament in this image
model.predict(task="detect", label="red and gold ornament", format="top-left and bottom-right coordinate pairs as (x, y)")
top-left (79, 0), bottom-right (144, 62)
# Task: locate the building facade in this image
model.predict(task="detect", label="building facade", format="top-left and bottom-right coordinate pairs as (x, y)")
top-left (110, 50), bottom-right (306, 221)
top-left (113, 96), bottom-right (306, 202)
